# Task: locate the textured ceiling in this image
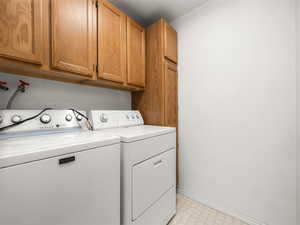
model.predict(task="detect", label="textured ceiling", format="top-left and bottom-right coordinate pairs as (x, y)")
top-left (109, 0), bottom-right (208, 26)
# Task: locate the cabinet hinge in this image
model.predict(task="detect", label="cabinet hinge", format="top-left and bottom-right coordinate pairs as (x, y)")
top-left (95, 1), bottom-right (99, 8)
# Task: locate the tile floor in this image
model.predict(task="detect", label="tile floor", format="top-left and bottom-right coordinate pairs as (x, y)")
top-left (169, 194), bottom-right (248, 225)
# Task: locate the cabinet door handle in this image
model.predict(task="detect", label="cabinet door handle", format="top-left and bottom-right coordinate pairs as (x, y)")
top-left (153, 160), bottom-right (162, 167)
top-left (59, 156), bottom-right (76, 165)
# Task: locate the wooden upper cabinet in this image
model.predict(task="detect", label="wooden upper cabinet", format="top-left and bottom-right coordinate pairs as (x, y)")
top-left (0, 0), bottom-right (42, 64)
top-left (98, 0), bottom-right (126, 83)
top-left (126, 17), bottom-right (145, 87)
top-left (0, 0), bottom-right (145, 91)
top-left (164, 21), bottom-right (178, 64)
top-left (51, 0), bottom-right (96, 77)
top-left (164, 60), bottom-right (178, 127)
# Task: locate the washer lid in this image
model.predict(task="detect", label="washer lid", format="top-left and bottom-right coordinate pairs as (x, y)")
top-left (107, 125), bottom-right (176, 142)
top-left (0, 131), bottom-right (120, 168)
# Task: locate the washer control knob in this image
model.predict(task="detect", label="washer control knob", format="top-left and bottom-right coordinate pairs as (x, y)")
top-left (40, 114), bottom-right (51, 124)
top-left (11, 115), bottom-right (22, 123)
top-left (136, 114), bottom-right (140, 119)
top-left (65, 114), bottom-right (73, 122)
top-left (131, 114), bottom-right (135, 119)
top-left (126, 115), bottom-right (130, 120)
top-left (100, 113), bottom-right (108, 123)
top-left (76, 114), bottom-right (83, 121)
top-left (0, 115), bottom-right (3, 124)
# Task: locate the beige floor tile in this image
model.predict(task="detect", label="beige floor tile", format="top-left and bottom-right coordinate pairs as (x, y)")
top-left (169, 194), bottom-right (249, 225)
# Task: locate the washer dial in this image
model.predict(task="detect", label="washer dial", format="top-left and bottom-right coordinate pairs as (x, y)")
top-left (11, 115), bottom-right (22, 124)
top-left (100, 113), bottom-right (108, 123)
top-left (40, 114), bottom-right (51, 124)
top-left (76, 114), bottom-right (83, 121)
top-left (65, 114), bottom-right (73, 122)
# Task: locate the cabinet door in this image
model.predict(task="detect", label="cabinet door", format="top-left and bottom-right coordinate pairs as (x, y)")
top-left (0, 0), bottom-right (42, 64)
top-left (164, 22), bottom-right (177, 64)
top-left (164, 60), bottom-right (178, 127)
top-left (127, 17), bottom-right (145, 87)
top-left (51, 0), bottom-right (96, 77)
top-left (98, 0), bottom-right (126, 83)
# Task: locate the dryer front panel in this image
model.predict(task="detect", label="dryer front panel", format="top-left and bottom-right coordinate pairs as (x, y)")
top-left (132, 148), bottom-right (176, 221)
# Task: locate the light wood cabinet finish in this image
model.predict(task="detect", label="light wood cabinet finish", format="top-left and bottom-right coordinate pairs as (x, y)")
top-left (132, 19), bottom-right (179, 181)
top-left (0, 0), bottom-right (42, 64)
top-left (126, 17), bottom-right (146, 87)
top-left (164, 60), bottom-right (178, 127)
top-left (98, 0), bottom-right (126, 83)
top-left (133, 19), bottom-right (178, 126)
top-left (164, 22), bottom-right (178, 63)
top-left (51, 0), bottom-right (96, 77)
top-left (0, 0), bottom-right (145, 92)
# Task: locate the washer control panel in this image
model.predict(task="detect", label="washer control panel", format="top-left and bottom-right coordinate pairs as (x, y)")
top-left (0, 110), bottom-right (88, 134)
top-left (89, 110), bottom-right (144, 130)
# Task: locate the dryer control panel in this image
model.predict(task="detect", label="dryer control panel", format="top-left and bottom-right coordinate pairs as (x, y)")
top-left (89, 110), bottom-right (144, 130)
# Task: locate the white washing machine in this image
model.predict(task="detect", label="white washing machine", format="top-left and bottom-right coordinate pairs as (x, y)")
top-left (89, 110), bottom-right (177, 225)
top-left (0, 110), bottom-right (121, 225)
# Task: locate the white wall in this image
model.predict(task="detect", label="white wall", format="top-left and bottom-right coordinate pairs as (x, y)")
top-left (0, 73), bottom-right (131, 110)
top-left (297, 0), bottom-right (300, 223)
top-left (171, 1), bottom-right (297, 225)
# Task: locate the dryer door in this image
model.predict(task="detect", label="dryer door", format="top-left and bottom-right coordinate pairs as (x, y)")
top-left (132, 148), bottom-right (176, 220)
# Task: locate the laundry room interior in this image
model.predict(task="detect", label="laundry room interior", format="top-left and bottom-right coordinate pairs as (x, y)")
top-left (0, 0), bottom-right (299, 225)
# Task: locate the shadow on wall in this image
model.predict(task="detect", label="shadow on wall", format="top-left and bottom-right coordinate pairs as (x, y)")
top-left (0, 73), bottom-right (131, 111)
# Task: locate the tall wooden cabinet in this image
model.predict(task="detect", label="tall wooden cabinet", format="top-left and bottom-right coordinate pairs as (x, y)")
top-left (132, 19), bottom-right (179, 181)
top-left (164, 60), bottom-right (178, 128)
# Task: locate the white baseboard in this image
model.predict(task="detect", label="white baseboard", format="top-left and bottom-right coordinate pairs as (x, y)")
top-left (176, 189), bottom-right (268, 225)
